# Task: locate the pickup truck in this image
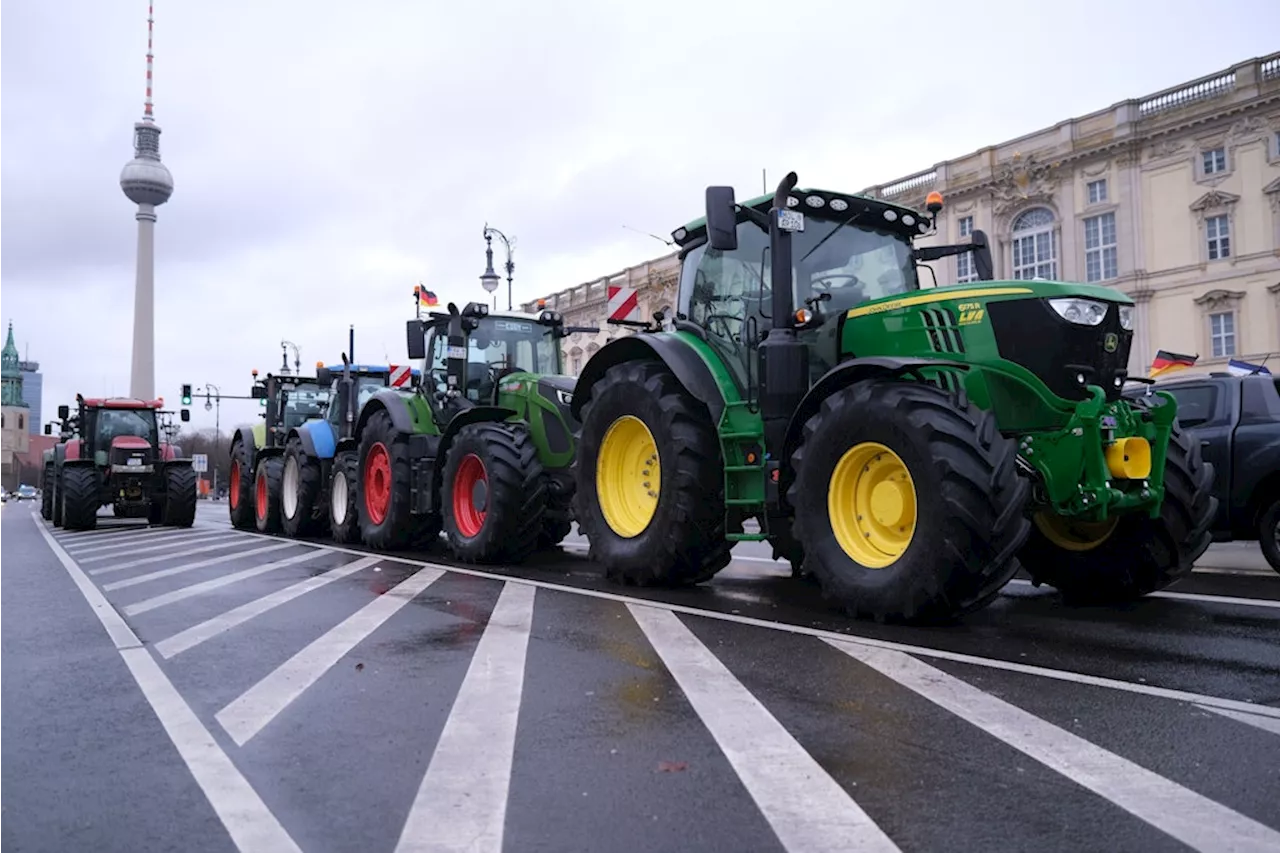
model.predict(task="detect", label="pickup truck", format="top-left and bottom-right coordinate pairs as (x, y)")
top-left (1126, 372), bottom-right (1280, 573)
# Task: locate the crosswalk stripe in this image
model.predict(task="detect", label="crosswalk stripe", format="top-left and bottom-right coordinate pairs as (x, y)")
top-left (88, 539), bottom-right (261, 576)
top-left (78, 531), bottom-right (239, 563)
top-left (1197, 705), bottom-right (1280, 737)
top-left (122, 549), bottom-right (333, 616)
top-left (215, 565), bottom-right (446, 746)
top-left (828, 640), bottom-right (1280, 852)
top-left (103, 542), bottom-right (296, 591)
top-left (629, 604), bottom-right (899, 853)
top-left (154, 557), bottom-right (383, 659)
top-left (395, 581), bottom-right (536, 853)
top-left (66, 528), bottom-right (191, 553)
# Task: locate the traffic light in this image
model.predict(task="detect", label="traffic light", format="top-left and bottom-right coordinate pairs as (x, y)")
top-left (181, 383), bottom-right (192, 406)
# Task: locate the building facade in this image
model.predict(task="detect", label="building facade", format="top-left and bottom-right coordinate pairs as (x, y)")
top-left (521, 252), bottom-right (681, 375)
top-left (1, 322), bottom-right (31, 490)
top-left (860, 52), bottom-right (1280, 378)
top-left (20, 359), bottom-right (43, 434)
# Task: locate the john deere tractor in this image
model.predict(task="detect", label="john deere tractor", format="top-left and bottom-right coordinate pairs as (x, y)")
top-left (227, 370), bottom-right (327, 532)
top-left (569, 172), bottom-right (1216, 623)
top-left (41, 395), bottom-right (197, 531)
top-left (277, 359), bottom-right (420, 542)
top-left (340, 301), bottom-right (594, 563)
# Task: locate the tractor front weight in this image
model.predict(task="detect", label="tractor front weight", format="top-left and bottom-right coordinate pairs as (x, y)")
top-left (1018, 386), bottom-right (1176, 523)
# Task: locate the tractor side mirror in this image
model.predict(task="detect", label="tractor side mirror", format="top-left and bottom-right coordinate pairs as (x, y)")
top-left (316, 367), bottom-right (333, 386)
top-left (706, 186), bottom-right (739, 252)
top-left (251, 385), bottom-right (267, 399)
top-left (406, 319), bottom-right (426, 360)
top-left (180, 409), bottom-right (191, 422)
top-left (57, 404), bottom-right (69, 420)
top-left (44, 424), bottom-right (52, 435)
top-left (971, 230), bottom-right (995, 281)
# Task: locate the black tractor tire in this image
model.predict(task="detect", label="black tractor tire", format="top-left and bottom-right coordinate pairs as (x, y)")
top-left (228, 439), bottom-right (255, 530)
top-left (60, 467), bottom-right (101, 531)
top-left (328, 451), bottom-right (362, 545)
top-left (51, 468), bottom-right (64, 527)
top-left (572, 360), bottom-right (732, 587)
top-left (442, 422), bottom-right (547, 564)
top-left (41, 464), bottom-right (54, 520)
top-left (788, 379), bottom-right (1031, 624)
top-left (253, 457), bottom-right (285, 534)
top-left (357, 409), bottom-right (433, 550)
top-left (161, 464), bottom-right (198, 528)
top-left (280, 437), bottom-right (326, 538)
top-left (1019, 421), bottom-right (1217, 604)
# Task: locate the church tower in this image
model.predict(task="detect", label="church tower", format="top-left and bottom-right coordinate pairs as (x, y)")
top-left (1, 321), bottom-right (31, 490)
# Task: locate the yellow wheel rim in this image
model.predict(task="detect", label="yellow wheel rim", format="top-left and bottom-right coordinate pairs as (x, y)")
top-left (828, 442), bottom-right (917, 568)
top-left (596, 415), bottom-right (661, 538)
top-left (1033, 511), bottom-right (1117, 552)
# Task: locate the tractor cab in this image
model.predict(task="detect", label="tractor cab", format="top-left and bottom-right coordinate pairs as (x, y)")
top-left (315, 361), bottom-right (421, 439)
top-left (250, 372), bottom-right (325, 448)
top-left (407, 302), bottom-right (579, 408)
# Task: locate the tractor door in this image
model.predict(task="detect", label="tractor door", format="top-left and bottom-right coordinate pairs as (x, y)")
top-left (423, 323), bottom-right (474, 428)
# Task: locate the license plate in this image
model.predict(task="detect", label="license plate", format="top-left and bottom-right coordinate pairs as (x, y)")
top-left (446, 346), bottom-right (467, 360)
top-left (777, 209), bottom-right (805, 232)
top-left (126, 458), bottom-right (142, 467)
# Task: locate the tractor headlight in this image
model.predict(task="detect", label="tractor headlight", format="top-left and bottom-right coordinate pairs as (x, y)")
top-left (1048, 297), bottom-right (1108, 326)
top-left (1118, 305), bottom-right (1135, 330)
top-left (555, 389), bottom-right (573, 406)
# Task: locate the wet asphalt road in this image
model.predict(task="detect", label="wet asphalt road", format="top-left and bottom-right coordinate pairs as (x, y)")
top-left (3, 499), bottom-right (1278, 853)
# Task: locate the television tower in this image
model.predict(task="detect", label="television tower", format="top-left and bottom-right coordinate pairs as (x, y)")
top-left (119, 0), bottom-right (174, 401)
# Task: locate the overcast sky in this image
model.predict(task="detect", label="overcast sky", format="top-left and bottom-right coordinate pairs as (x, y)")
top-left (3, 0), bottom-right (1277, 433)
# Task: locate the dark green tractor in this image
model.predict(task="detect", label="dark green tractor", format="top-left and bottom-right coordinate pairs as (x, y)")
top-left (339, 301), bottom-right (595, 563)
top-left (569, 172), bottom-right (1216, 623)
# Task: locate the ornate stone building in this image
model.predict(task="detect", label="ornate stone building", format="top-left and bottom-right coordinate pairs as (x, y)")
top-left (1, 322), bottom-right (32, 490)
top-left (863, 52), bottom-right (1280, 377)
top-left (521, 251), bottom-right (680, 375)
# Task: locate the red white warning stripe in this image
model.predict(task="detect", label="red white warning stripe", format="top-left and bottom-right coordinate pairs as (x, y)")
top-left (388, 365), bottom-right (412, 387)
top-left (607, 285), bottom-right (640, 322)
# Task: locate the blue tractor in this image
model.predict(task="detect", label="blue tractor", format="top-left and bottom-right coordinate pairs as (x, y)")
top-left (278, 358), bottom-right (420, 541)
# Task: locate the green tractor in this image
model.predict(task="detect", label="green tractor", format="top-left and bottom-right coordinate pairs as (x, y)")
top-left (227, 370), bottom-right (327, 532)
top-left (568, 172), bottom-right (1216, 623)
top-left (340, 301), bottom-right (594, 562)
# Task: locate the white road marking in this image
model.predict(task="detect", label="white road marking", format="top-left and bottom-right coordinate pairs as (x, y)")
top-left (87, 539), bottom-right (261, 576)
top-left (215, 565), bottom-right (446, 746)
top-left (198, 526), bottom-right (1280, 721)
top-left (394, 582), bottom-right (536, 853)
top-left (155, 557), bottom-right (382, 659)
top-left (630, 603), bottom-right (899, 853)
top-left (1197, 705), bottom-right (1280, 737)
top-left (1003, 578), bottom-right (1280, 610)
top-left (31, 515), bottom-right (301, 853)
top-left (103, 542), bottom-right (296, 591)
top-left (53, 524), bottom-right (153, 541)
top-left (123, 549), bottom-right (333, 616)
top-left (66, 528), bottom-right (194, 555)
top-left (828, 641), bottom-right (1280, 853)
top-left (64, 526), bottom-right (189, 550)
top-left (78, 531), bottom-right (241, 563)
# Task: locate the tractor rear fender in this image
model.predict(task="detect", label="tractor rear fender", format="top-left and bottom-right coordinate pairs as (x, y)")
top-left (355, 391), bottom-right (418, 438)
top-left (433, 405), bottom-right (519, 474)
top-left (231, 427), bottom-right (259, 471)
top-left (569, 335), bottom-right (726, 424)
top-left (288, 423), bottom-right (329, 460)
top-left (781, 357), bottom-right (972, 466)
top-left (162, 459), bottom-right (194, 471)
top-left (60, 458), bottom-right (98, 470)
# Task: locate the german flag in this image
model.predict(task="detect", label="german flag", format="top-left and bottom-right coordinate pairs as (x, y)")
top-left (414, 285), bottom-right (439, 307)
top-left (1149, 349), bottom-right (1198, 378)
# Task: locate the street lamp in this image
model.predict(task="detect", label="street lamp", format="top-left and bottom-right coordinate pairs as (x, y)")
top-left (480, 224), bottom-right (515, 310)
top-left (198, 383), bottom-right (222, 498)
top-left (280, 340), bottom-right (301, 376)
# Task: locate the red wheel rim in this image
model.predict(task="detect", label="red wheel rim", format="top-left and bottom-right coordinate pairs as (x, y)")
top-left (255, 468), bottom-right (267, 521)
top-left (229, 464), bottom-right (240, 509)
top-left (364, 442), bottom-right (392, 526)
top-left (451, 453), bottom-right (487, 538)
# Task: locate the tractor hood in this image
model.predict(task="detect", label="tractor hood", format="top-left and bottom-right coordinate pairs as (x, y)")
top-left (111, 436), bottom-right (152, 451)
top-left (845, 279), bottom-right (1133, 321)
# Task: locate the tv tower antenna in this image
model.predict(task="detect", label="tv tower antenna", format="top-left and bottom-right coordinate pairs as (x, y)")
top-left (120, 0), bottom-right (175, 401)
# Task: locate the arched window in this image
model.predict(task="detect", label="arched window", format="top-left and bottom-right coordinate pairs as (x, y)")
top-left (569, 346), bottom-right (584, 376)
top-left (1011, 207), bottom-right (1057, 280)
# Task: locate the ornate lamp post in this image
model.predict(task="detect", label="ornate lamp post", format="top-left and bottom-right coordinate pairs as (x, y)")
top-left (199, 382), bottom-right (221, 497)
top-left (480, 224), bottom-right (515, 310)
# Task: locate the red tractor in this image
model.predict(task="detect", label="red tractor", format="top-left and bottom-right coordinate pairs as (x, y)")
top-left (42, 394), bottom-right (197, 531)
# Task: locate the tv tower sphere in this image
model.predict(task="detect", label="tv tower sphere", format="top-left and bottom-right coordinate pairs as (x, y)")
top-left (120, 125), bottom-right (174, 206)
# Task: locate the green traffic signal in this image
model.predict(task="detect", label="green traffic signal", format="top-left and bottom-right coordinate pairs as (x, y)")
top-left (181, 383), bottom-right (192, 406)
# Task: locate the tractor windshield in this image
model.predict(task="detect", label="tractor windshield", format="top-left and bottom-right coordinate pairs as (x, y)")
top-left (425, 315), bottom-right (562, 402)
top-left (279, 384), bottom-right (328, 429)
top-left (94, 408), bottom-right (157, 446)
top-left (679, 216), bottom-right (917, 391)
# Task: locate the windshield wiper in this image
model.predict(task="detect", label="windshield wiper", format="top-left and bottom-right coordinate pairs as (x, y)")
top-left (798, 209), bottom-right (861, 265)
